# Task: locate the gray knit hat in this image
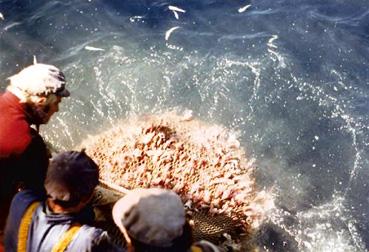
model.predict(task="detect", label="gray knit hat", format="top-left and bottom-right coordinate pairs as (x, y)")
top-left (112, 188), bottom-right (186, 247)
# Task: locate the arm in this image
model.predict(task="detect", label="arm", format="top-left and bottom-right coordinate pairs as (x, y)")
top-left (91, 231), bottom-right (126, 252)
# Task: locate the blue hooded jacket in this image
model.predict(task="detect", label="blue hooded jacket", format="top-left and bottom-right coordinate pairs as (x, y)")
top-left (4, 190), bottom-right (123, 252)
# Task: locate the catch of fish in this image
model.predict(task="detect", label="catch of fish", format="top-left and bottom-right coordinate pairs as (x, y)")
top-left (80, 110), bottom-right (274, 244)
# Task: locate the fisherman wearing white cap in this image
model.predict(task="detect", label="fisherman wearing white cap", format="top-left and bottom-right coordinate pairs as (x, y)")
top-left (0, 61), bottom-right (70, 236)
top-left (112, 188), bottom-right (222, 252)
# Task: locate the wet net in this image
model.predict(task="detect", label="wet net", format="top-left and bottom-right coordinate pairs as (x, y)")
top-left (81, 111), bottom-right (274, 249)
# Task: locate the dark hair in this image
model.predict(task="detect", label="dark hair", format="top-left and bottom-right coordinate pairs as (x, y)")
top-left (131, 221), bottom-right (193, 252)
top-left (45, 150), bottom-right (99, 205)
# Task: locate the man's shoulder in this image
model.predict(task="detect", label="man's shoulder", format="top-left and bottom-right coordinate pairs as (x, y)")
top-left (74, 226), bottom-right (124, 252)
top-left (12, 190), bottom-right (43, 208)
top-left (78, 225), bottom-right (110, 244)
top-left (0, 102), bottom-right (32, 156)
top-left (4, 190), bottom-right (44, 248)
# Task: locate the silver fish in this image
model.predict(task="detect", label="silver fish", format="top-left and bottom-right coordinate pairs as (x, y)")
top-left (238, 4), bottom-right (251, 13)
top-left (85, 46), bottom-right (105, 51)
top-left (165, 26), bottom-right (180, 41)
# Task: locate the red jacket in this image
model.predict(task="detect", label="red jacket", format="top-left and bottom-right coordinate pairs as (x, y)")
top-left (0, 91), bottom-right (33, 157)
top-left (0, 91), bottom-right (48, 222)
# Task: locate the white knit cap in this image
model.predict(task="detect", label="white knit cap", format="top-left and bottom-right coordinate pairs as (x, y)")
top-left (7, 63), bottom-right (69, 97)
top-left (112, 188), bottom-right (186, 247)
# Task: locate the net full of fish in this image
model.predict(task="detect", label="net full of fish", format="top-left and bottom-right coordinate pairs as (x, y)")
top-left (80, 110), bottom-right (274, 245)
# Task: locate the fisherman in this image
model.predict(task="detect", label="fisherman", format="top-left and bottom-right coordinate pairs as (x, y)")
top-left (0, 61), bottom-right (70, 234)
top-left (112, 188), bottom-right (222, 252)
top-left (4, 150), bottom-right (122, 252)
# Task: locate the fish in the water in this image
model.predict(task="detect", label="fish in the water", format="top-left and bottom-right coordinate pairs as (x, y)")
top-left (165, 26), bottom-right (180, 41)
top-left (168, 5), bottom-right (186, 20)
top-left (238, 5), bottom-right (251, 13)
top-left (85, 46), bottom-right (105, 51)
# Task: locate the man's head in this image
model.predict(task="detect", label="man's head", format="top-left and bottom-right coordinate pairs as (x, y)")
top-left (45, 150), bottom-right (99, 213)
top-left (112, 188), bottom-right (192, 251)
top-left (7, 63), bottom-right (70, 124)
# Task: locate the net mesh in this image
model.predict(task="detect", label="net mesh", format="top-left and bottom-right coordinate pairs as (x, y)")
top-left (81, 111), bottom-right (274, 249)
top-left (92, 184), bottom-right (243, 247)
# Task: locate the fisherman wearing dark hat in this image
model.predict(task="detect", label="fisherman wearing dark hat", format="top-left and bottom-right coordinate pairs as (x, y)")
top-left (112, 188), bottom-right (222, 252)
top-left (0, 61), bottom-right (71, 233)
top-left (4, 150), bottom-right (122, 252)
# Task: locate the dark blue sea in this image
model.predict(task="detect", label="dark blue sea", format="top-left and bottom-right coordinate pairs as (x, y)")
top-left (1, 0), bottom-right (368, 251)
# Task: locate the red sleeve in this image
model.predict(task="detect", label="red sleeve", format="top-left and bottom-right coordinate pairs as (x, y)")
top-left (0, 118), bottom-right (32, 158)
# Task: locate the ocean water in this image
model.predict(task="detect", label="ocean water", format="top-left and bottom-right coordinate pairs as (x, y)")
top-left (0, 0), bottom-right (368, 251)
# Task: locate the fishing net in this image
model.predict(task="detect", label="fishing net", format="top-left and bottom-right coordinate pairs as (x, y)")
top-left (81, 111), bottom-right (274, 249)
